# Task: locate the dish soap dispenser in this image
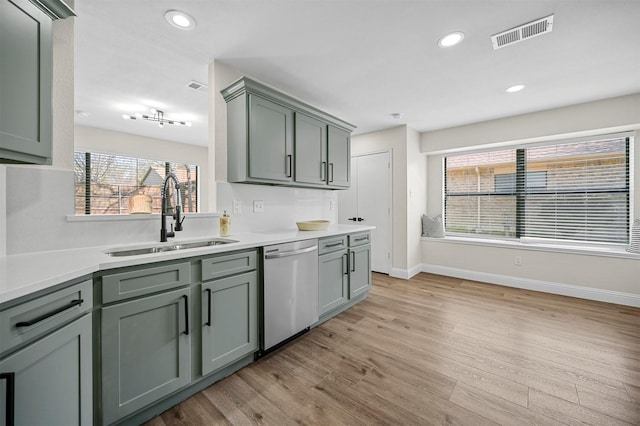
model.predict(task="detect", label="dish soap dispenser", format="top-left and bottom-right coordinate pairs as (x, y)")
top-left (220, 211), bottom-right (231, 237)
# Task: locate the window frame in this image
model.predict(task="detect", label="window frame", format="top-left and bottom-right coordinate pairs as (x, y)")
top-left (73, 150), bottom-right (200, 216)
top-left (442, 133), bottom-right (632, 247)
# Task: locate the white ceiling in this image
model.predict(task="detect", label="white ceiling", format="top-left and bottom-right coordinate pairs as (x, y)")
top-left (74, 0), bottom-right (640, 147)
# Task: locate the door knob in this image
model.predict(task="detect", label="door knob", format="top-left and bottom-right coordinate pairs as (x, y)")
top-left (348, 217), bottom-right (357, 221)
top-left (357, 217), bottom-right (364, 222)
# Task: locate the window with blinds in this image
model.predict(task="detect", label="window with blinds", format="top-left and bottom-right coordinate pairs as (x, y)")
top-left (444, 135), bottom-right (630, 245)
top-left (74, 151), bottom-right (199, 215)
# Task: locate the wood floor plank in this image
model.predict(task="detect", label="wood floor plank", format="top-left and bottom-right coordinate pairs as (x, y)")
top-left (144, 272), bottom-right (640, 426)
top-left (529, 387), bottom-right (635, 426)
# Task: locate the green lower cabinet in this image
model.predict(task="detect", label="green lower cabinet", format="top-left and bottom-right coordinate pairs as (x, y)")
top-left (349, 244), bottom-right (372, 299)
top-left (0, 314), bottom-right (92, 426)
top-left (101, 287), bottom-right (191, 425)
top-left (201, 271), bottom-right (258, 376)
top-left (318, 249), bottom-right (349, 315)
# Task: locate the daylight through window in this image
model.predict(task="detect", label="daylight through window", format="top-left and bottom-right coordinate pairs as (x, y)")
top-left (74, 151), bottom-right (199, 215)
top-left (444, 135), bottom-right (630, 245)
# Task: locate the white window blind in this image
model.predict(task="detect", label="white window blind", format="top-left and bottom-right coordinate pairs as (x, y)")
top-left (74, 151), bottom-right (199, 215)
top-left (444, 135), bottom-right (630, 245)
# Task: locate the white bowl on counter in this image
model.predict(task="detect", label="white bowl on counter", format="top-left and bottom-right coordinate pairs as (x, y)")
top-left (296, 220), bottom-right (330, 231)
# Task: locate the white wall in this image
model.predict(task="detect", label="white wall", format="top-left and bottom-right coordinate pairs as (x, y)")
top-left (406, 127), bottom-right (426, 274)
top-left (421, 94), bottom-right (640, 304)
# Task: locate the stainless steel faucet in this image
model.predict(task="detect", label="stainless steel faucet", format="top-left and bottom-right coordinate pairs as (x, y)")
top-left (160, 173), bottom-right (185, 242)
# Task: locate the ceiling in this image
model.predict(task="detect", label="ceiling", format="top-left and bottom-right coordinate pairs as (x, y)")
top-left (74, 1), bottom-right (640, 147)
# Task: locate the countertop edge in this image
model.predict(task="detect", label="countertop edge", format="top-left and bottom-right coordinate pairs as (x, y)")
top-left (0, 225), bottom-right (374, 305)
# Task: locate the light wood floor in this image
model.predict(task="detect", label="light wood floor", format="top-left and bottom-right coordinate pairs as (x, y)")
top-left (146, 273), bottom-right (640, 425)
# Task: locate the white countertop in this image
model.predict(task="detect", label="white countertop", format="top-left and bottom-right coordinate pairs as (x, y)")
top-left (0, 225), bottom-right (374, 304)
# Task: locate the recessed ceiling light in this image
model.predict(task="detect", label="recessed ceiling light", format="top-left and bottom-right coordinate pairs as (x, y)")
top-left (164, 10), bottom-right (196, 30)
top-left (438, 32), bottom-right (464, 48)
top-left (506, 84), bottom-right (526, 93)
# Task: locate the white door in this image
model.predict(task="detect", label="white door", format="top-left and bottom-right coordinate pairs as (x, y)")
top-left (339, 151), bottom-right (391, 274)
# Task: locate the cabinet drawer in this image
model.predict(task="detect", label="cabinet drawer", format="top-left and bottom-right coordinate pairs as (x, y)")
top-left (0, 279), bottom-right (92, 355)
top-left (102, 262), bottom-right (191, 303)
top-left (201, 250), bottom-right (257, 281)
top-left (349, 232), bottom-right (371, 247)
top-left (318, 235), bottom-right (348, 255)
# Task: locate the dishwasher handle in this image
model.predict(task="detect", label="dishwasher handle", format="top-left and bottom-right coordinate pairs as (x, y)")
top-left (265, 245), bottom-right (317, 259)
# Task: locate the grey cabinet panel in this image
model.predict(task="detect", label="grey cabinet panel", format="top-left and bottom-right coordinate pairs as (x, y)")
top-left (0, 314), bottom-right (92, 426)
top-left (201, 250), bottom-right (257, 281)
top-left (327, 126), bottom-right (350, 188)
top-left (102, 262), bottom-right (191, 303)
top-left (295, 113), bottom-right (327, 186)
top-left (349, 244), bottom-right (371, 299)
top-left (201, 271), bottom-right (258, 375)
top-left (319, 249), bottom-right (349, 315)
top-left (318, 235), bottom-right (347, 255)
top-left (248, 95), bottom-right (293, 182)
top-left (222, 77), bottom-right (354, 189)
top-left (0, 279), bottom-right (92, 356)
top-left (0, 0), bottom-right (53, 164)
top-left (101, 287), bottom-right (190, 425)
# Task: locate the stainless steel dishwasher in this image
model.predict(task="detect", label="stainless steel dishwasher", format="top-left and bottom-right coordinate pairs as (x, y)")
top-left (263, 239), bottom-right (319, 351)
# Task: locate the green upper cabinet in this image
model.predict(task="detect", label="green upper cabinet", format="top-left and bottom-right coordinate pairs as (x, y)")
top-left (0, 0), bottom-right (75, 165)
top-left (295, 113), bottom-right (327, 186)
top-left (222, 77), bottom-right (355, 189)
top-left (327, 125), bottom-right (350, 188)
top-left (248, 95), bottom-right (294, 183)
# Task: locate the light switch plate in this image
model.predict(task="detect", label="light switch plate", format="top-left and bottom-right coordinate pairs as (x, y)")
top-left (253, 200), bottom-right (265, 213)
top-left (233, 200), bottom-right (242, 214)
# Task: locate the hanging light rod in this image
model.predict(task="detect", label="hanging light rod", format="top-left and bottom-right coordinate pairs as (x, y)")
top-left (122, 108), bottom-right (192, 128)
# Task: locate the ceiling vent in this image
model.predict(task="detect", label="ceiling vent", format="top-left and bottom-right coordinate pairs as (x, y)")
top-left (186, 80), bottom-right (208, 92)
top-left (491, 15), bottom-right (554, 50)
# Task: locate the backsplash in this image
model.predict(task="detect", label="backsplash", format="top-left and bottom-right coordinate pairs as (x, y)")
top-left (2, 167), bottom-right (340, 255)
top-left (216, 182), bottom-right (339, 233)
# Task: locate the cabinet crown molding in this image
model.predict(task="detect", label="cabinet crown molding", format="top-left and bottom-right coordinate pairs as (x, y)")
top-left (221, 76), bottom-right (356, 133)
top-left (30, 0), bottom-right (76, 19)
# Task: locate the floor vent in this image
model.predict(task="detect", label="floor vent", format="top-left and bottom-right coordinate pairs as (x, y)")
top-left (491, 15), bottom-right (554, 50)
top-left (187, 80), bottom-right (208, 92)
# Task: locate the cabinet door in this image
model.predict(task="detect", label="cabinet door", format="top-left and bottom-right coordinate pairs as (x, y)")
top-left (319, 250), bottom-right (349, 315)
top-left (349, 245), bottom-right (371, 299)
top-left (0, 0), bottom-right (53, 164)
top-left (201, 271), bottom-right (257, 375)
top-left (327, 125), bottom-right (350, 188)
top-left (101, 288), bottom-right (190, 425)
top-left (295, 113), bottom-right (327, 186)
top-left (248, 95), bottom-right (293, 182)
top-left (0, 314), bottom-right (92, 426)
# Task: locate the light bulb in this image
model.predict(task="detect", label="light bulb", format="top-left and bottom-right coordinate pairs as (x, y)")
top-left (122, 114), bottom-right (131, 119)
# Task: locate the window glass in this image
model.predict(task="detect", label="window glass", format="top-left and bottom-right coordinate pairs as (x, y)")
top-left (74, 151), bottom-right (199, 215)
top-left (444, 136), bottom-right (630, 244)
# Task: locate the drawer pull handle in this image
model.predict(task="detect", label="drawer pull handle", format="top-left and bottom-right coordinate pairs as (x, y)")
top-left (353, 236), bottom-right (368, 242)
top-left (324, 241), bottom-right (344, 248)
top-left (15, 299), bottom-right (83, 328)
top-left (351, 251), bottom-right (356, 272)
top-left (343, 253), bottom-right (349, 275)
top-left (183, 295), bottom-right (190, 335)
top-left (0, 372), bottom-right (15, 426)
top-left (205, 289), bottom-right (212, 327)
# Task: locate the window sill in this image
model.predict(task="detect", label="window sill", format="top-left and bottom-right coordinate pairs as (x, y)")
top-left (421, 236), bottom-right (639, 260)
top-left (66, 212), bottom-right (220, 223)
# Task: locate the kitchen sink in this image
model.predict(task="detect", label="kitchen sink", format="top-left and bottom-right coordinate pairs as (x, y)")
top-left (106, 238), bottom-right (238, 257)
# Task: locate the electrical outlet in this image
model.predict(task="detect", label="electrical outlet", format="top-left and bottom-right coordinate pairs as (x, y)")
top-left (329, 201), bottom-right (336, 211)
top-left (253, 200), bottom-right (265, 213)
top-left (233, 200), bottom-right (242, 214)
top-left (514, 256), bottom-right (522, 266)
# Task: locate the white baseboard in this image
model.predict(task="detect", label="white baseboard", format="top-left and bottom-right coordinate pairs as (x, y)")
top-left (389, 264), bottom-right (423, 280)
top-left (421, 263), bottom-right (640, 308)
